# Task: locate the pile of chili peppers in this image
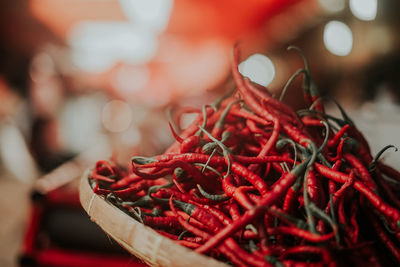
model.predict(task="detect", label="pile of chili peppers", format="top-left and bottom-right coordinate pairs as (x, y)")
top-left (89, 46), bottom-right (400, 266)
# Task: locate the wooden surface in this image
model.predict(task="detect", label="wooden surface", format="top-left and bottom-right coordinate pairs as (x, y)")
top-left (79, 172), bottom-right (229, 267)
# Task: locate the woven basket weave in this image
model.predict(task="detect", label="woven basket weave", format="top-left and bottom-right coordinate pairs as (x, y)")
top-left (79, 172), bottom-right (229, 267)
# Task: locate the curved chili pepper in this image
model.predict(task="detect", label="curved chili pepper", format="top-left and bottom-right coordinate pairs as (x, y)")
top-left (113, 180), bottom-right (150, 199)
top-left (327, 124), bottom-right (350, 148)
top-left (211, 100), bottom-right (241, 140)
top-left (267, 226), bottom-right (335, 243)
top-left (315, 163), bottom-right (400, 229)
top-left (110, 174), bottom-right (143, 190)
top-left (231, 162), bottom-right (268, 195)
top-left (280, 245), bottom-right (333, 265)
top-left (367, 211), bottom-right (400, 262)
top-left (196, 159), bottom-right (310, 253)
top-left (196, 184), bottom-right (230, 202)
top-left (165, 107), bottom-right (215, 154)
top-left (349, 200), bottom-right (359, 244)
top-left (343, 153), bottom-right (378, 191)
top-left (288, 46), bottom-right (325, 113)
top-left (142, 215), bottom-right (183, 231)
top-left (324, 171), bottom-right (354, 215)
top-left (244, 77), bottom-right (300, 127)
top-left (170, 198), bottom-right (270, 267)
top-left (369, 145), bottom-right (398, 172)
top-left (181, 135), bottom-right (203, 153)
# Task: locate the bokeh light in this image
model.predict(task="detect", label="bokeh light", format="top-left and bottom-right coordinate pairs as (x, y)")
top-left (119, 0), bottom-right (174, 33)
top-left (111, 65), bottom-right (151, 97)
top-left (318, 0), bottom-right (345, 13)
top-left (323, 21), bottom-right (353, 56)
top-left (350, 0), bottom-right (378, 21)
top-left (0, 124), bottom-right (38, 182)
top-left (68, 22), bottom-right (158, 73)
top-left (59, 95), bottom-right (105, 153)
top-left (102, 100), bottom-right (133, 133)
top-left (239, 54), bottom-right (275, 87)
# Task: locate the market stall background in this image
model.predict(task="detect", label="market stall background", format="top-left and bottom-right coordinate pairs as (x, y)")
top-left (0, 0), bottom-right (400, 266)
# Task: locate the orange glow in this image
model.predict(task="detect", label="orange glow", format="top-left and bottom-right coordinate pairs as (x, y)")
top-left (29, 0), bottom-right (125, 38)
top-left (29, 0), bottom-right (313, 106)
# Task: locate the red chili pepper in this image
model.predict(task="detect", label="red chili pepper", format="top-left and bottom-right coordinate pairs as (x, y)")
top-left (301, 115), bottom-right (324, 126)
top-left (331, 137), bottom-right (349, 162)
top-left (193, 203), bottom-right (232, 227)
top-left (168, 121), bottom-right (184, 143)
top-left (244, 78), bottom-right (300, 126)
top-left (134, 153), bottom-right (224, 166)
top-left (347, 125), bottom-right (372, 157)
top-left (315, 163), bottom-right (400, 228)
top-left (282, 174), bottom-right (303, 214)
top-left (110, 174), bottom-right (143, 190)
top-left (367, 212), bottom-right (400, 262)
top-left (281, 260), bottom-right (325, 267)
top-left (343, 153), bottom-right (377, 191)
top-left (196, 159), bottom-right (309, 253)
top-left (211, 100), bottom-right (240, 140)
top-left (131, 166), bottom-right (172, 180)
top-left (379, 162), bottom-right (400, 182)
top-left (176, 240), bottom-right (202, 249)
top-left (267, 226), bottom-right (335, 243)
top-left (142, 215), bottom-right (183, 230)
top-left (271, 162), bottom-right (285, 175)
top-left (327, 124), bottom-right (350, 148)
top-left (282, 186), bottom-right (298, 214)
top-left (170, 198), bottom-right (270, 267)
top-left (135, 159), bottom-right (218, 192)
top-left (231, 47), bottom-right (277, 124)
top-left (234, 187), bottom-right (258, 210)
top-left (196, 184), bottom-right (229, 202)
top-left (152, 187), bottom-right (214, 206)
top-left (113, 180), bottom-right (149, 199)
top-left (280, 245), bottom-right (333, 265)
top-left (349, 200), bottom-right (359, 244)
top-left (231, 162), bottom-right (268, 195)
top-left (337, 191), bottom-right (347, 229)
top-left (230, 108), bottom-right (272, 127)
top-left (306, 168), bottom-right (322, 207)
top-left (257, 119), bottom-right (280, 157)
top-left (369, 145), bottom-right (397, 172)
top-left (181, 135), bottom-right (202, 153)
top-left (324, 170), bottom-right (354, 214)
top-left (328, 160), bottom-right (342, 195)
top-left (246, 119), bottom-right (270, 137)
top-left (172, 200), bottom-right (224, 234)
top-left (374, 168), bottom-right (400, 209)
top-left (228, 200), bottom-right (242, 221)
top-left (165, 107), bottom-right (214, 154)
top-left (287, 46), bottom-right (325, 114)
top-left (92, 182), bottom-right (111, 195)
top-left (91, 168), bottom-right (115, 183)
top-left (171, 106), bottom-right (202, 131)
top-left (137, 152), bottom-right (293, 170)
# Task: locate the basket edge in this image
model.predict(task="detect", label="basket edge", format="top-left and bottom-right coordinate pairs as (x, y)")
top-left (78, 171), bottom-right (230, 267)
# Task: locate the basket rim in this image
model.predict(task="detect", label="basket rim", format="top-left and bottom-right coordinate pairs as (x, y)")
top-left (79, 170), bottom-right (229, 267)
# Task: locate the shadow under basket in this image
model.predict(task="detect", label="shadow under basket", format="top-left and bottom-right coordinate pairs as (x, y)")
top-left (79, 172), bottom-right (229, 267)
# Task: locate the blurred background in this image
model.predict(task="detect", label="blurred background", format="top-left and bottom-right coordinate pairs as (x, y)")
top-left (1, 0), bottom-right (399, 266)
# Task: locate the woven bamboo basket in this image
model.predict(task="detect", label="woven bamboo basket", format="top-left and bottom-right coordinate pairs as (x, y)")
top-left (79, 171), bottom-right (229, 267)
